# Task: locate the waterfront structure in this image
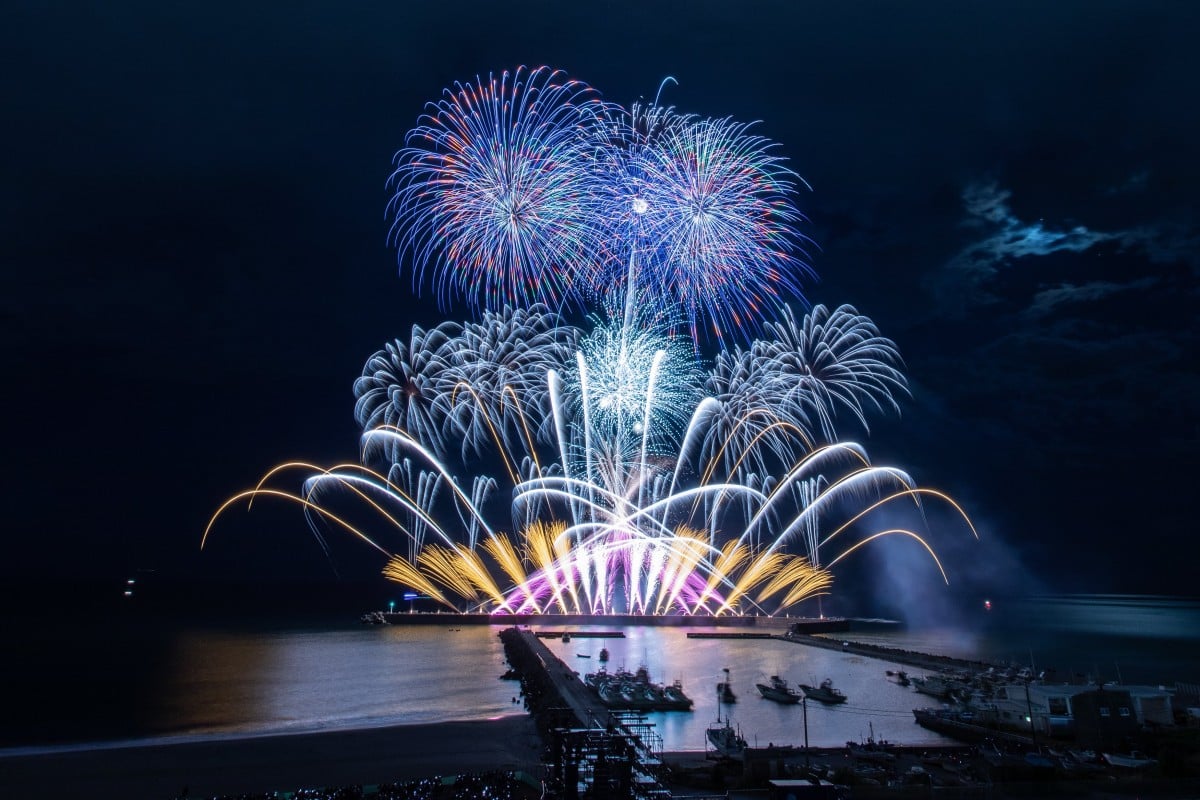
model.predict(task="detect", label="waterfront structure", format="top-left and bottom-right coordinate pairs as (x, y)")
top-left (967, 682), bottom-right (1175, 740)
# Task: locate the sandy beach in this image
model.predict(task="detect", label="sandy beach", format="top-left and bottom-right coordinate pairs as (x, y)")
top-left (0, 715), bottom-right (544, 800)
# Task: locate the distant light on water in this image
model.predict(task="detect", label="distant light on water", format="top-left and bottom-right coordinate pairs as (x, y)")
top-left (1008, 594), bottom-right (1200, 639)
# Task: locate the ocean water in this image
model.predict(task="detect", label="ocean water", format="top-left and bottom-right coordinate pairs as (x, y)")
top-left (3, 595), bottom-right (1197, 754)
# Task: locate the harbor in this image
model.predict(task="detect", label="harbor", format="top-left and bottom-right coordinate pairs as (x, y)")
top-left (5, 612), bottom-right (1195, 799)
top-left (497, 622), bottom-right (1200, 797)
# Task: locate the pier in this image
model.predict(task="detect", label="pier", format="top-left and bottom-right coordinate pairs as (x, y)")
top-left (500, 627), bottom-right (612, 728)
top-left (499, 627), bottom-right (669, 799)
top-left (534, 630), bottom-right (626, 639)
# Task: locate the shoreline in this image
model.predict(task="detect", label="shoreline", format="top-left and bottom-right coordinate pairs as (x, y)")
top-left (0, 711), bottom-right (533, 758)
top-left (0, 715), bottom-right (544, 800)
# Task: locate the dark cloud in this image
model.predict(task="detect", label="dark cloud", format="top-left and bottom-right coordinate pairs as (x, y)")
top-left (928, 182), bottom-right (1190, 314)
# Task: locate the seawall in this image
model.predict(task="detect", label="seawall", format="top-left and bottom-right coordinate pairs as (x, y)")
top-left (382, 611), bottom-right (804, 627)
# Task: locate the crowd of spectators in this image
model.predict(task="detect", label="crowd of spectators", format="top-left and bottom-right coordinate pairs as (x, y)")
top-left (188, 769), bottom-right (541, 800)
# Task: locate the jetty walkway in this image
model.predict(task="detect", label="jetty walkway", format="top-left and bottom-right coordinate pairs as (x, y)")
top-left (502, 627), bottom-right (613, 728)
top-left (499, 627), bottom-right (670, 799)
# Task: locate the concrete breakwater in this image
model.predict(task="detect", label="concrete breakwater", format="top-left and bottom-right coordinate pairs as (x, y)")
top-left (383, 611), bottom-right (793, 627)
top-left (686, 631), bottom-right (775, 639)
top-left (782, 631), bottom-right (999, 674)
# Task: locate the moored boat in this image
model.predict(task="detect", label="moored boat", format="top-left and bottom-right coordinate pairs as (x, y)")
top-left (598, 647), bottom-right (609, 662)
top-left (584, 665), bottom-right (694, 711)
top-left (756, 675), bottom-right (802, 704)
top-left (799, 677), bottom-right (846, 704)
top-left (1103, 751), bottom-right (1157, 769)
top-left (707, 717), bottom-right (747, 758)
top-left (847, 723), bottom-right (896, 762)
top-left (911, 674), bottom-right (953, 699)
top-left (717, 667), bottom-right (737, 703)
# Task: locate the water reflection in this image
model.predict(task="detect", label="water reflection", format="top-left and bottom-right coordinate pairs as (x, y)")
top-left (158, 625), bottom-right (519, 738)
top-left (547, 625), bottom-right (952, 751)
top-left (10, 595), bottom-right (1197, 751)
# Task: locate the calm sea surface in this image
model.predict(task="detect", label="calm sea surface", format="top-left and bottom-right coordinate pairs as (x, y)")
top-left (4, 595), bottom-right (1197, 754)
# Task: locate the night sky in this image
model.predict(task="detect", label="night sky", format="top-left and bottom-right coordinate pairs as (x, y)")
top-left (5, 2), bottom-right (1197, 609)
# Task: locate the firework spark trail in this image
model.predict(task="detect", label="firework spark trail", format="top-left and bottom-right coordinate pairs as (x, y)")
top-left (209, 323), bottom-right (969, 613)
top-left (442, 304), bottom-right (578, 458)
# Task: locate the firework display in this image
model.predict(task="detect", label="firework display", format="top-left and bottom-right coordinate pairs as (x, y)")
top-left (206, 67), bottom-right (975, 615)
top-left (388, 66), bottom-right (610, 312)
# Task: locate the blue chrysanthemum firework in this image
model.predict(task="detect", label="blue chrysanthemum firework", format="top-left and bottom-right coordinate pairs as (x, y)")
top-left (388, 66), bottom-right (611, 312)
top-left (580, 96), bottom-right (812, 341)
top-left (636, 113), bottom-right (812, 340)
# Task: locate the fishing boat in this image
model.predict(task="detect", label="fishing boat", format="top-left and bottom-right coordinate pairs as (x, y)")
top-left (598, 647), bottom-right (609, 662)
top-left (706, 680), bottom-right (747, 758)
top-left (755, 675), bottom-right (802, 704)
top-left (706, 714), bottom-right (747, 758)
top-left (716, 667), bottom-right (737, 703)
top-left (798, 678), bottom-right (846, 704)
top-left (584, 665), bottom-right (694, 711)
top-left (911, 674), bottom-right (953, 699)
top-left (1103, 751), bottom-right (1158, 769)
top-left (846, 723), bottom-right (896, 762)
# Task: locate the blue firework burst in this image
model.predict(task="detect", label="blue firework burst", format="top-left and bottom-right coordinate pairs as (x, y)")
top-left (388, 66), bottom-right (611, 312)
top-left (638, 113), bottom-right (813, 340)
top-left (584, 99), bottom-right (813, 341)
